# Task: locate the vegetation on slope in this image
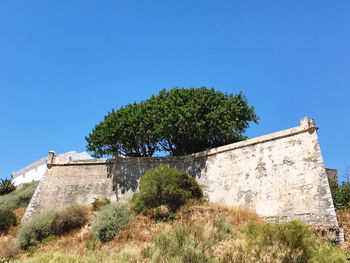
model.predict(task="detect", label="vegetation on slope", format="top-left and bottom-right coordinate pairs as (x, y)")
top-left (0, 182), bottom-right (38, 211)
top-left (0, 199), bottom-right (348, 263)
top-left (17, 205), bottom-right (89, 250)
top-left (1, 168), bottom-right (349, 262)
top-left (17, 210), bottom-right (56, 250)
top-left (92, 202), bottom-right (132, 242)
top-left (328, 167), bottom-right (350, 211)
top-left (3, 202), bottom-right (347, 263)
top-left (0, 209), bottom-right (17, 234)
top-left (51, 204), bottom-right (88, 236)
top-left (131, 164), bottom-right (203, 214)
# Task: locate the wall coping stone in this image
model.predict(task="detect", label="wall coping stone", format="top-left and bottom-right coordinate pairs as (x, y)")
top-left (49, 117), bottom-right (317, 166)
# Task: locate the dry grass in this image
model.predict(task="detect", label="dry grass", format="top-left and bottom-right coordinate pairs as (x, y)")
top-left (337, 208), bottom-right (350, 250)
top-left (3, 202), bottom-right (346, 262)
top-left (0, 236), bottom-right (21, 259)
top-left (214, 236), bottom-right (247, 262)
top-left (22, 201), bottom-right (261, 260)
top-left (176, 200), bottom-right (263, 227)
top-left (103, 201), bottom-right (262, 254)
top-left (103, 212), bottom-right (171, 254)
top-left (0, 207), bottom-right (27, 259)
top-left (337, 208), bottom-right (350, 235)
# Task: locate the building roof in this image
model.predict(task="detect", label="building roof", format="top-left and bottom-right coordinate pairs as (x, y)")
top-left (11, 156), bottom-right (47, 178)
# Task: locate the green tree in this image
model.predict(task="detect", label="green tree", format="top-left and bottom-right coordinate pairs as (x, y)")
top-left (153, 88), bottom-right (258, 156)
top-left (86, 87), bottom-right (258, 157)
top-left (86, 101), bottom-right (160, 157)
top-left (328, 167), bottom-right (350, 210)
top-left (330, 182), bottom-right (350, 210)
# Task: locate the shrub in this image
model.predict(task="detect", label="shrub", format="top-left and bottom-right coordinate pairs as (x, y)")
top-left (0, 209), bottom-right (17, 234)
top-left (51, 204), bottom-right (88, 236)
top-left (0, 182), bottom-right (38, 211)
top-left (131, 165), bottom-right (203, 213)
top-left (310, 243), bottom-right (347, 263)
top-left (146, 217), bottom-right (233, 262)
top-left (243, 220), bottom-right (316, 262)
top-left (92, 202), bottom-right (132, 242)
top-left (91, 197), bottom-right (110, 211)
top-left (0, 179), bottom-right (16, 195)
top-left (223, 220), bottom-right (347, 263)
top-left (17, 210), bottom-right (55, 250)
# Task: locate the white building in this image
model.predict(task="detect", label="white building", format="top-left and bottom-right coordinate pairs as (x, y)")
top-left (11, 151), bottom-right (92, 186)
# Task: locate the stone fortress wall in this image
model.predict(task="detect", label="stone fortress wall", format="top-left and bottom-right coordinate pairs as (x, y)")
top-left (11, 151), bottom-right (92, 186)
top-left (23, 117), bottom-right (338, 231)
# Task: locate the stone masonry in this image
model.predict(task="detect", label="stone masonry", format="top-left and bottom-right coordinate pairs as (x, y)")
top-left (23, 117), bottom-right (338, 233)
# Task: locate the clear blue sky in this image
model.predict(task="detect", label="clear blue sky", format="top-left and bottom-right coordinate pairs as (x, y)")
top-left (0, 1), bottom-right (349, 181)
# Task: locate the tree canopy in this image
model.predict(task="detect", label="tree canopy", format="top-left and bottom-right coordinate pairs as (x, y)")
top-left (86, 87), bottom-right (259, 158)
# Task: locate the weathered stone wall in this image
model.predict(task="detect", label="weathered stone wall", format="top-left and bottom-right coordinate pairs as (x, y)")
top-left (23, 117), bottom-right (337, 228)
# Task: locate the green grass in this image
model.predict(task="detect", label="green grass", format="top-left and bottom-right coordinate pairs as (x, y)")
top-left (0, 182), bottom-right (38, 211)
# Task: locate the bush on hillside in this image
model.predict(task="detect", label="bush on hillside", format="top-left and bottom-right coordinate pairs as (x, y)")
top-left (0, 182), bottom-right (38, 211)
top-left (144, 217), bottom-right (233, 262)
top-left (131, 165), bottom-right (203, 213)
top-left (17, 210), bottom-right (55, 250)
top-left (92, 202), bottom-right (132, 242)
top-left (0, 179), bottom-right (16, 195)
top-left (242, 220), bottom-right (316, 262)
top-left (224, 220), bottom-right (347, 263)
top-left (309, 243), bottom-right (348, 263)
top-left (0, 209), bottom-right (17, 234)
top-left (51, 204), bottom-right (88, 236)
